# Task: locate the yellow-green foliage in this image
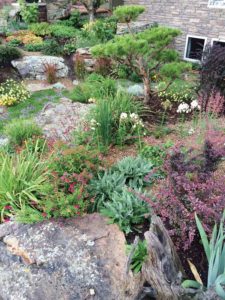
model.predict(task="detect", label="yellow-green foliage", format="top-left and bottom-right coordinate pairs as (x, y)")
top-left (0, 80), bottom-right (30, 106)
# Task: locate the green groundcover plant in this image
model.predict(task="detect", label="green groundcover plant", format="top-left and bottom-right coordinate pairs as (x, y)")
top-left (126, 240), bottom-right (148, 273)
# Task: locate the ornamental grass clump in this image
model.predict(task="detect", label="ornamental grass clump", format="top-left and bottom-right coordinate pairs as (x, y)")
top-left (0, 79), bottom-right (30, 106)
top-left (4, 119), bottom-right (42, 147)
top-left (89, 90), bottom-right (145, 148)
top-left (0, 146), bottom-right (50, 222)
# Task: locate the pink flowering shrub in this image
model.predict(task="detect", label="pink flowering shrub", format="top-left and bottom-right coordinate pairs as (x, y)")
top-left (146, 131), bottom-right (225, 250)
top-left (198, 90), bottom-right (225, 115)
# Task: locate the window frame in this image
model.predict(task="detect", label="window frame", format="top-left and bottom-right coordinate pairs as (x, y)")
top-left (184, 35), bottom-right (207, 63)
top-left (208, 0), bottom-right (225, 8)
top-left (211, 38), bottom-right (225, 46)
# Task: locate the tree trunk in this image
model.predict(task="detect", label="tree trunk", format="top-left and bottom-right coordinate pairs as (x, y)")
top-left (143, 76), bottom-right (151, 105)
top-left (89, 9), bottom-right (95, 22)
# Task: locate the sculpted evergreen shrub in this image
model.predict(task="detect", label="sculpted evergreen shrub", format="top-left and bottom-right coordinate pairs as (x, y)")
top-left (92, 23), bottom-right (191, 104)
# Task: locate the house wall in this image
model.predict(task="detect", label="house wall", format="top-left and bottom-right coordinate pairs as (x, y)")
top-left (124, 0), bottom-right (225, 57)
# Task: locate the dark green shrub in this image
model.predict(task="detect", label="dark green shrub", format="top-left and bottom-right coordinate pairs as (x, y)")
top-left (49, 24), bottom-right (77, 40)
top-left (0, 45), bottom-right (22, 66)
top-left (41, 40), bottom-right (63, 56)
top-left (6, 39), bottom-right (22, 47)
top-left (68, 10), bottom-right (83, 28)
top-left (83, 16), bottom-right (117, 42)
top-left (24, 43), bottom-right (44, 52)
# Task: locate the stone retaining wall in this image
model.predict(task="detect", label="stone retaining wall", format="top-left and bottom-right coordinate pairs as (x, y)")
top-left (124, 0), bottom-right (225, 57)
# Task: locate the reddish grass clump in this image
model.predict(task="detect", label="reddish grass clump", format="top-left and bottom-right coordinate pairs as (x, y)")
top-left (43, 62), bottom-right (57, 84)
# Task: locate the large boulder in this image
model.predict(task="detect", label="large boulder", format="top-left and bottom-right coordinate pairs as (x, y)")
top-left (35, 97), bottom-right (94, 141)
top-left (0, 213), bottom-right (143, 300)
top-left (45, 0), bottom-right (72, 21)
top-left (12, 55), bottom-right (69, 80)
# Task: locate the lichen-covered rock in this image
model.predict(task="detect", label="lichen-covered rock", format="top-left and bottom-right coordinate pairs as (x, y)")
top-left (12, 55), bottom-right (69, 80)
top-left (35, 97), bottom-right (93, 141)
top-left (0, 214), bottom-right (143, 300)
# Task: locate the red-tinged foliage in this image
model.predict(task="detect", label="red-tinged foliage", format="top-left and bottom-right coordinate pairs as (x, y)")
top-left (198, 89), bottom-right (225, 115)
top-left (0, 0), bottom-right (13, 9)
top-left (200, 45), bottom-right (225, 113)
top-left (144, 131), bottom-right (225, 250)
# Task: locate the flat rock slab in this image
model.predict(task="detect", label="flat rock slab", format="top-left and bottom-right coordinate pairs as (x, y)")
top-left (12, 55), bottom-right (69, 80)
top-left (35, 97), bottom-right (93, 141)
top-left (0, 214), bottom-right (142, 300)
top-left (26, 82), bottom-right (66, 93)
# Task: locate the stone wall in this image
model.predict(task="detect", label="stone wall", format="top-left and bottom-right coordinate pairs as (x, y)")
top-left (124, 0), bottom-right (225, 56)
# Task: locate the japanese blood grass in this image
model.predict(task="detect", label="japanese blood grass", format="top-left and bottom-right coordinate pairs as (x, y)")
top-left (0, 144), bottom-right (50, 222)
top-left (182, 212), bottom-right (225, 299)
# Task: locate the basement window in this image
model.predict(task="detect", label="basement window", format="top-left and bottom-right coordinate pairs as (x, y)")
top-left (184, 36), bottom-right (206, 62)
top-left (208, 0), bottom-right (225, 8)
top-left (212, 39), bottom-right (225, 47)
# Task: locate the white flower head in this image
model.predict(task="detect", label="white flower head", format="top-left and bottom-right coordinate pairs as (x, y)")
top-left (88, 98), bottom-right (96, 104)
top-left (90, 119), bottom-right (97, 125)
top-left (188, 127), bottom-right (195, 135)
top-left (130, 113), bottom-right (139, 121)
top-left (177, 102), bottom-right (191, 114)
top-left (191, 100), bottom-right (201, 110)
top-left (120, 112), bottom-right (128, 121)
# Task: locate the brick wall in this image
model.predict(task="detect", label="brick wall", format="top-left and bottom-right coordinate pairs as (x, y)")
top-left (124, 0), bottom-right (225, 57)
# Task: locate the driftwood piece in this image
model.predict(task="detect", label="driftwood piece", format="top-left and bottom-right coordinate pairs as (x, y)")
top-left (142, 215), bottom-right (184, 300)
top-left (141, 215), bottom-right (221, 300)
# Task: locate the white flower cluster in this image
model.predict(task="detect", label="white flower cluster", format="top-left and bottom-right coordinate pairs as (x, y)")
top-left (119, 112), bottom-right (144, 128)
top-left (177, 100), bottom-right (201, 114)
top-left (90, 119), bottom-right (100, 130)
top-left (88, 98), bottom-right (96, 104)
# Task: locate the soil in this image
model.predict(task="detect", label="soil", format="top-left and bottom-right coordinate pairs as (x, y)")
top-left (126, 219), bottom-right (150, 245)
top-left (24, 78), bottom-right (75, 91)
top-left (177, 236), bottom-right (208, 285)
top-left (0, 66), bottom-right (21, 83)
